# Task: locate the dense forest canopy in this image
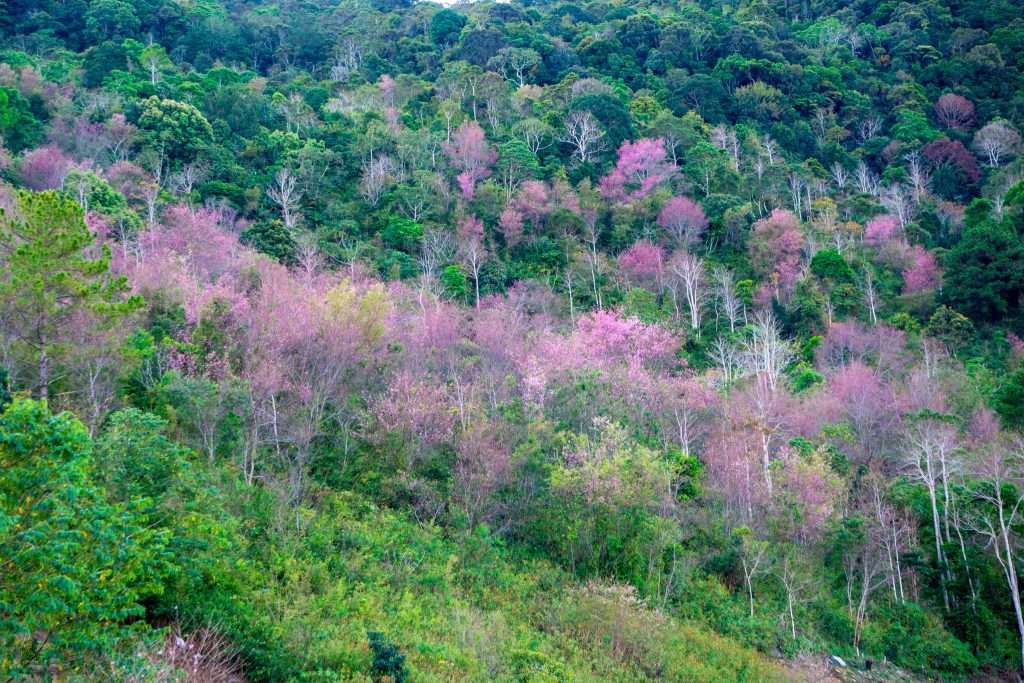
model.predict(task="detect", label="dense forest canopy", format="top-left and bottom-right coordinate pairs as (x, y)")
top-left (2, 0), bottom-right (1024, 680)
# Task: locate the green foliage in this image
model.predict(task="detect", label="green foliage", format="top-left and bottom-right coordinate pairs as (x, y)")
top-left (0, 190), bottom-right (141, 398)
top-left (4, 0), bottom-right (1024, 678)
top-left (241, 219), bottom-right (297, 264)
top-left (380, 216), bottom-right (424, 253)
top-left (925, 305), bottom-right (976, 352)
top-left (993, 368), bottom-right (1024, 429)
top-left (0, 399), bottom-right (168, 676)
top-left (368, 631), bottom-right (408, 683)
top-left (942, 210), bottom-right (1024, 323)
top-left (0, 86), bottom-right (42, 152)
top-left (429, 9), bottom-right (467, 46)
top-left (138, 96), bottom-right (214, 162)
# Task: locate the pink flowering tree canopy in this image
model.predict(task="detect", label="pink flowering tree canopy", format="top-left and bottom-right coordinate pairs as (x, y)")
top-left (657, 196), bottom-right (708, 248)
top-left (599, 138), bottom-right (676, 203)
top-left (445, 120), bottom-right (497, 199)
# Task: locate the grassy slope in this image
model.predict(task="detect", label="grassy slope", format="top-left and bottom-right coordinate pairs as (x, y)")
top-left (186, 486), bottom-right (791, 682)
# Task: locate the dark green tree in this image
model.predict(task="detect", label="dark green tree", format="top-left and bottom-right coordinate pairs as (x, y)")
top-left (241, 219), bottom-right (297, 264)
top-left (429, 9), bottom-right (466, 46)
top-left (942, 211), bottom-right (1024, 323)
top-left (368, 631), bottom-right (408, 683)
top-left (0, 86), bottom-right (42, 152)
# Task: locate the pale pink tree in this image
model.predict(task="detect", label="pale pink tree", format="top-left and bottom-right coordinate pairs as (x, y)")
top-left (372, 368), bottom-right (456, 468)
top-left (511, 179), bottom-right (552, 226)
top-left (617, 239), bottom-right (664, 289)
top-left (934, 94), bottom-right (975, 130)
top-left (454, 420), bottom-right (512, 527)
top-left (499, 207), bottom-right (524, 247)
top-left (444, 120), bottom-right (496, 199)
top-left (901, 246), bottom-right (940, 295)
top-left (598, 138), bottom-right (676, 202)
top-left (748, 209), bottom-right (804, 302)
top-left (829, 361), bottom-right (899, 464)
top-left (657, 196), bottom-right (708, 249)
top-left (18, 145), bottom-right (74, 190)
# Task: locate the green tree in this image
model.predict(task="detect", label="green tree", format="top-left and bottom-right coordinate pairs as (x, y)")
top-left (84, 0), bottom-right (139, 42)
top-left (0, 191), bottom-right (141, 401)
top-left (0, 86), bottom-right (42, 153)
top-left (0, 399), bottom-right (168, 677)
top-left (429, 9), bottom-right (467, 46)
top-left (942, 212), bottom-right (1024, 323)
top-left (241, 219), bottom-right (297, 264)
top-left (993, 369), bottom-right (1024, 430)
top-left (138, 96), bottom-right (214, 163)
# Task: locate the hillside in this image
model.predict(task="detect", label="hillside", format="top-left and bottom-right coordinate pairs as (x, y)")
top-left (1, 0), bottom-right (1024, 680)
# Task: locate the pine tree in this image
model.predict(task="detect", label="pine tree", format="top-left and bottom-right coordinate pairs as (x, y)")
top-left (0, 190), bottom-right (141, 401)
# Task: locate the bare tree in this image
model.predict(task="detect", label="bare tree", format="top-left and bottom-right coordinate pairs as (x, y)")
top-left (513, 118), bottom-right (554, 155)
top-left (881, 183), bottom-right (914, 227)
top-left (359, 155), bottom-right (399, 207)
top-left (843, 496), bottom-right (892, 653)
top-left (855, 160), bottom-right (878, 195)
top-left (713, 266), bottom-right (743, 334)
top-left (171, 161), bottom-right (208, 209)
top-left (830, 162), bottom-right (849, 190)
top-left (418, 228), bottom-right (455, 287)
top-left (973, 120), bottom-right (1021, 167)
top-left (858, 116), bottom-right (883, 143)
top-left (141, 158), bottom-right (165, 228)
top-left (711, 337), bottom-right (743, 386)
top-left (488, 47), bottom-right (540, 87)
top-left (267, 167), bottom-right (303, 230)
top-left (666, 251), bottom-right (707, 335)
top-left (967, 439), bottom-right (1024, 670)
top-left (761, 135), bottom-right (778, 165)
top-left (330, 38), bottom-right (363, 81)
top-left (905, 151), bottom-right (931, 202)
top-left (712, 125), bottom-right (740, 169)
top-left (737, 530), bottom-right (771, 617)
top-left (562, 111), bottom-right (606, 164)
top-left (862, 269), bottom-right (880, 325)
top-left (903, 413), bottom-right (959, 610)
top-left (742, 311), bottom-right (793, 395)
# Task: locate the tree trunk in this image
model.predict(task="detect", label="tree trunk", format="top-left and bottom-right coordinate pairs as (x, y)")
top-left (38, 334), bottom-right (48, 403)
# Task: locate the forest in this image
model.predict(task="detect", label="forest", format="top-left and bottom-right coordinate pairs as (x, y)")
top-left (1, 0), bottom-right (1024, 679)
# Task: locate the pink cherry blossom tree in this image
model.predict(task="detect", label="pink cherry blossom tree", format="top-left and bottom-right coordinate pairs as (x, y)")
top-left (901, 246), bottom-right (940, 295)
top-left (598, 138), bottom-right (676, 203)
top-left (864, 214), bottom-right (901, 246)
top-left (18, 145), bottom-right (74, 190)
top-left (934, 94), bottom-right (975, 130)
top-left (499, 207), bottom-right (524, 247)
top-left (444, 121), bottom-right (497, 199)
top-left (748, 209), bottom-right (804, 302)
top-left (657, 196), bottom-right (708, 248)
top-left (617, 240), bottom-right (664, 288)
